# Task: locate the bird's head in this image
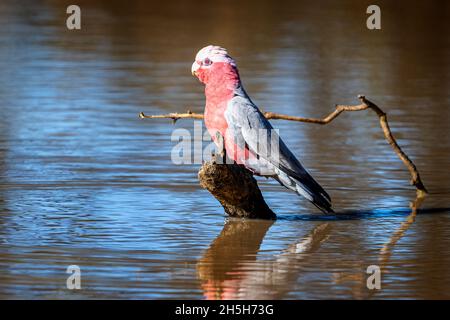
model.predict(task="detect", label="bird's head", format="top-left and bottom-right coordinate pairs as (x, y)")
top-left (191, 45), bottom-right (239, 85)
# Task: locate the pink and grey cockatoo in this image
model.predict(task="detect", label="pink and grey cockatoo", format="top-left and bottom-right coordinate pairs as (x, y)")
top-left (191, 45), bottom-right (333, 213)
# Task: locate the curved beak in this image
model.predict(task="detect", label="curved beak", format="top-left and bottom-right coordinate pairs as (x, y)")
top-left (191, 61), bottom-right (200, 76)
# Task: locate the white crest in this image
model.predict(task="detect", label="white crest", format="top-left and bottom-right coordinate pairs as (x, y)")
top-left (194, 45), bottom-right (236, 66)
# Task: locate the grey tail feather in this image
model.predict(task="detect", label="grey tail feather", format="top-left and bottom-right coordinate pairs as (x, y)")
top-left (273, 170), bottom-right (334, 214)
top-left (280, 166), bottom-right (331, 202)
top-left (295, 180), bottom-right (334, 214)
top-left (309, 192), bottom-right (334, 214)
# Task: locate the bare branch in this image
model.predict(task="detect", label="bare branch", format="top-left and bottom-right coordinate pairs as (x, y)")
top-left (139, 95), bottom-right (427, 193)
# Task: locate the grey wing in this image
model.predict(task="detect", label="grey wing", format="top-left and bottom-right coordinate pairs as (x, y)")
top-left (225, 96), bottom-right (332, 213)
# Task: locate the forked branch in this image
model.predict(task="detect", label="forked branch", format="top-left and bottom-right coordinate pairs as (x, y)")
top-left (140, 95), bottom-right (427, 194)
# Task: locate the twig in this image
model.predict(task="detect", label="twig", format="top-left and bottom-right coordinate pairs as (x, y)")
top-left (139, 110), bottom-right (203, 124)
top-left (139, 95), bottom-right (427, 193)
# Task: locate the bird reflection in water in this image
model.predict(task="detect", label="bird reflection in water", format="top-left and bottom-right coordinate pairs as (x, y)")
top-left (197, 219), bottom-right (331, 299)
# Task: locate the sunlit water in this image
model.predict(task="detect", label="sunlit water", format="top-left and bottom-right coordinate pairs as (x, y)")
top-left (0, 0), bottom-right (449, 299)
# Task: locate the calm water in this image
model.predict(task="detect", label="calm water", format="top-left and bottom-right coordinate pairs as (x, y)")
top-left (0, 0), bottom-right (450, 299)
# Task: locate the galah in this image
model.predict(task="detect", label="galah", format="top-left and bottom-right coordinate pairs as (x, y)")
top-left (191, 45), bottom-right (333, 213)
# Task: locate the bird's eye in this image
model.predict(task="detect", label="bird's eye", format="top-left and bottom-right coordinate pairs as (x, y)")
top-left (203, 58), bottom-right (212, 66)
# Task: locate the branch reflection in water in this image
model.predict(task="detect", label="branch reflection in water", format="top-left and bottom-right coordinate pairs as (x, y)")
top-left (333, 193), bottom-right (426, 299)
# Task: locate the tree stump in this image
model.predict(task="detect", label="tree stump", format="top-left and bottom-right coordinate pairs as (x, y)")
top-left (198, 156), bottom-right (276, 219)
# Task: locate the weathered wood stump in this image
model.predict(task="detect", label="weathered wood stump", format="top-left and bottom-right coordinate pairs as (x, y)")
top-left (198, 156), bottom-right (276, 219)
